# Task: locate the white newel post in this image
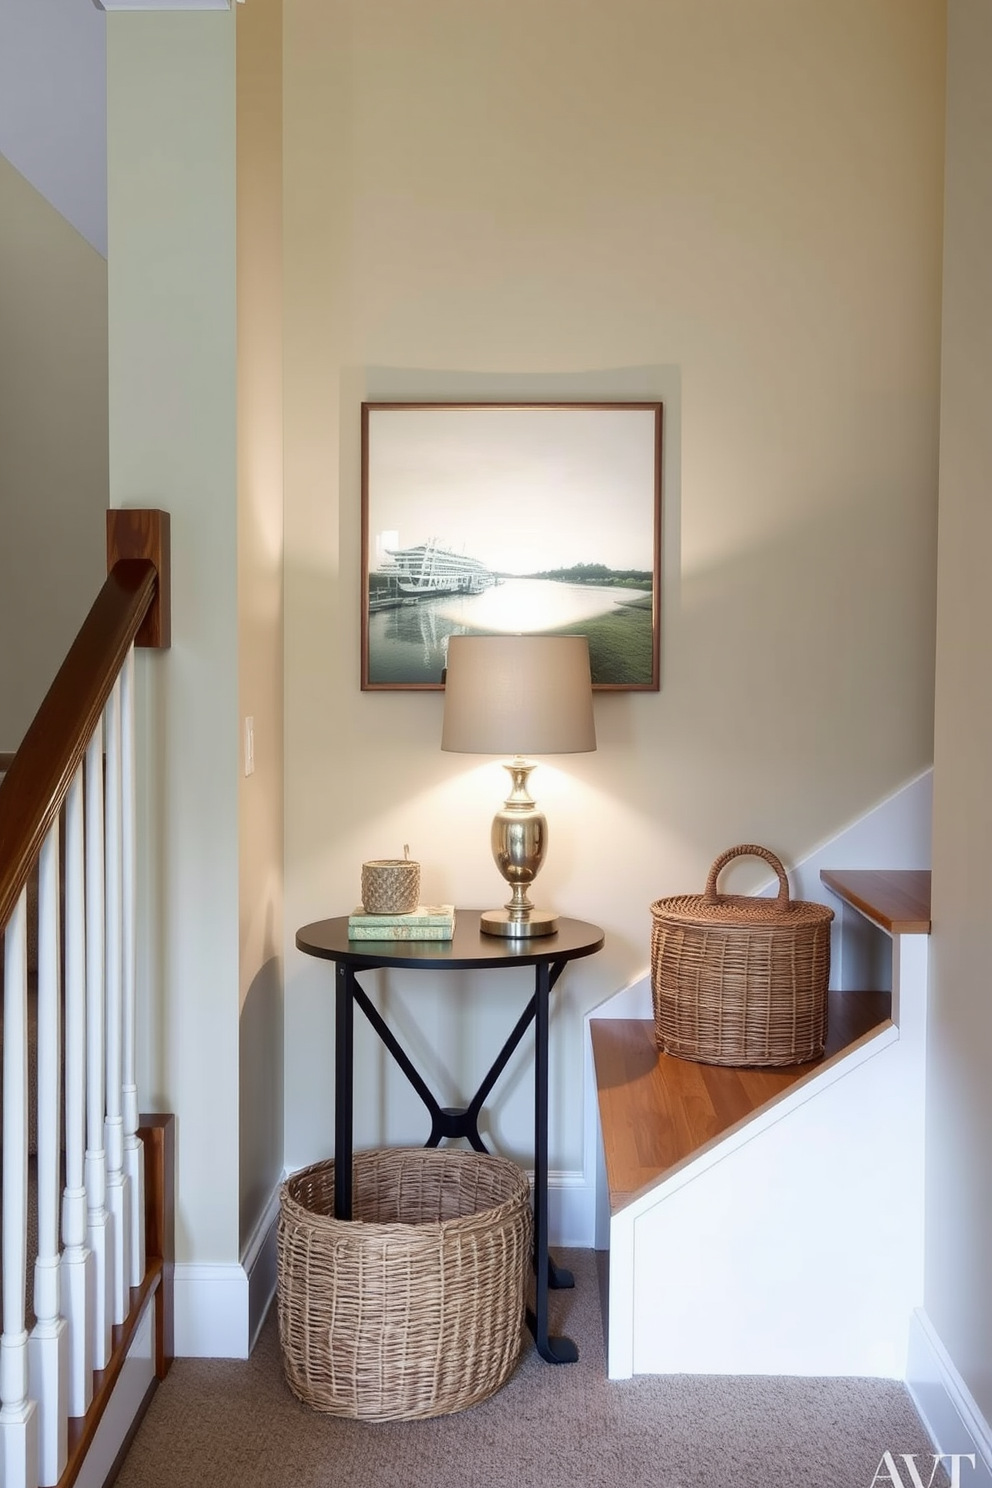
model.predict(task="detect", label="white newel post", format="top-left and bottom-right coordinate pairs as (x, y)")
top-left (61, 764), bottom-right (94, 1418)
top-left (28, 827), bottom-right (69, 1486)
top-left (1, 890), bottom-right (40, 1488)
top-left (121, 649), bottom-right (145, 1288)
top-left (104, 681), bottom-right (132, 1326)
top-left (85, 725), bottom-right (114, 1369)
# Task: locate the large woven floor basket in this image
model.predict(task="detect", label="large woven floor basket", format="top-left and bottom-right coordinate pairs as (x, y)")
top-left (277, 1146), bottom-right (532, 1422)
top-left (650, 844), bottom-right (834, 1067)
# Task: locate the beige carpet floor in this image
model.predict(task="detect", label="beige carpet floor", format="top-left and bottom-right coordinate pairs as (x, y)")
top-left (114, 1250), bottom-right (946, 1488)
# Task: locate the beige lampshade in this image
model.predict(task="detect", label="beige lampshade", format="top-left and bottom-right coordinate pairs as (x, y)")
top-left (441, 635), bottom-right (597, 756)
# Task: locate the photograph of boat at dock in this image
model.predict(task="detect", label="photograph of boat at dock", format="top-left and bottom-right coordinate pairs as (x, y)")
top-left (369, 538), bottom-right (499, 608)
top-left (361, 402), bottom-right (662, 690)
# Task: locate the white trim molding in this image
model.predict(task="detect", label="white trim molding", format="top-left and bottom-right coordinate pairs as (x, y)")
top-left (173, 1264), bottom-right (250, 1358)
top-left (173, 1180), bottom-right (282, 1358)
top-left (907, 1310), bottom-right (992, 1488)
top-left (546, 1169), bottom-right (593, 1250)
top-left (94, 2), bottom-right (235, 11)
top-left (244, 1183), bottom-right (282, 1352)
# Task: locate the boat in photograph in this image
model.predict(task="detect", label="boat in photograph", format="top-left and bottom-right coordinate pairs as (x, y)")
top-left (385, 538), bottom-right (497, 599)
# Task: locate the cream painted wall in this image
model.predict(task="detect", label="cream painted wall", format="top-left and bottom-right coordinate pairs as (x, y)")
top-left (282, 2), bottom-right (945, 1175)
top-left (0, 153), bottom-right (107, 752)
top-left (107, 11), bottom-right (241, 1264)
top-left (236, 0), bottom-right (285, 1252)
top-left (928, 0), bottom-right (992, 1427)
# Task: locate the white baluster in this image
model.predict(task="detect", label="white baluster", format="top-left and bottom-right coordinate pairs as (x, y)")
top-left (85, 724), bottom-right (113, 1368)
top-left (104, 681), bottom-right (131, 1326)
top-left (28, 827), bottom-right (69, 1486)
top-left (1, 890), bottom-right (40, 1488)
top-left (121, 648), bottom-right (146, 1288)
top-left (60, 764), bottom-right (94, 1417)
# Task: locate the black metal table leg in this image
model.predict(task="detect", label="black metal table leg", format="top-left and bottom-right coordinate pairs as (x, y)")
top-left (350, 982), bottom-right (453, 1141)
top-left (351, 977), bottom-right (541, 1154)
top-left (334, 962), bottom-right (354, 1219)
top-left (296, 912), bottom-right (605, 1368)
top-left (547, 1254), bottom-right (575, 1290)
top-left (528, 961), bottom-right (578, 1363)
top-left (354, 960), bottom-right (576, 1352)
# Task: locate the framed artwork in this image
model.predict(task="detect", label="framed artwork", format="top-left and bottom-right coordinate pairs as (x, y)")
top-left (360, 401), bottom-right (662, 691)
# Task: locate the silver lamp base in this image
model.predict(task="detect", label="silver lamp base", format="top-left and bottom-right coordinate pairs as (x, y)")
top-left (480, 906), bottom-right (559, 938)
top-left (478, 757), bottom-right (559, 938)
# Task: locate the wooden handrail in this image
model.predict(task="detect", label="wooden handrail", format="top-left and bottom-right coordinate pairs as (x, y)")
top-left (0, 562), bottom-right (154, 936)
top-left (0, 509), bottom-right (170, 938)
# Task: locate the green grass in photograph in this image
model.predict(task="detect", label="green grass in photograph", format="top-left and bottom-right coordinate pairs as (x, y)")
top-left (446, 594), bottom-right (655, 686)
top-left (550, 597), bottom-right (654, 685)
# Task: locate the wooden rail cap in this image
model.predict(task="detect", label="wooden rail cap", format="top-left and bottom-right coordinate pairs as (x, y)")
top-left (0, 509), bottom-right (170, 933)
top-left (819, 868), bottom-right (931, 935)
top-left (107, 508), bottom-right (171, 648)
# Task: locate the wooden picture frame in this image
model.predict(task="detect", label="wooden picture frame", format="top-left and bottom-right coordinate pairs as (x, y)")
top-left (360, 401), bottom-right (662, 691)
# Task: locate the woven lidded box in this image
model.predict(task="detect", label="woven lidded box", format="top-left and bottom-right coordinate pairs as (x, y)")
top-left (650, 844), bottom-right (833, 1067)
top-left (361, 858), bottom-right (421, 915)
top-left (277, 1147), bottom-right (531, 1422)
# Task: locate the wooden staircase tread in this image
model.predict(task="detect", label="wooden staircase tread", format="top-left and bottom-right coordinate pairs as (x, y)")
top-left (592, 988), bottom-right (891, 1214)
top-left (819, 868), bottom-right (931, 934)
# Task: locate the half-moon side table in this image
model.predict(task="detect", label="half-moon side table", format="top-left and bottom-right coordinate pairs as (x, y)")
top-left (295, 910), bottom-right (605, 1365)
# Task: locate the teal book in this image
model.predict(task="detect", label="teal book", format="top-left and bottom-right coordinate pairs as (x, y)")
top-left (347, 904), bottom-right (455, 929)
top-left (347, 920), bottom-right (455, 942)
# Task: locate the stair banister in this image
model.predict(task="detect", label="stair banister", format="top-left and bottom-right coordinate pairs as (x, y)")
top-left (27, 824), bottom-right (69, 1486)
top-left (0, 509), bottom-right (170, 1488)
top-left (61, 764), bottom-right (93, 1421)
top-left (1, 889), bottom-right (38, 1488)
top-left (84, 721), bottom-right (112, 1372)
top-left (0, 559), bottom-right (157, 939)
top-left (103, 676), bottom-right (131, 1328)
top-left (121, 649), bottom-right (145, 1289)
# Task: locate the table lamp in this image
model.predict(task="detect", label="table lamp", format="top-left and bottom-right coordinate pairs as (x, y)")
top-left (441, 634), bottom-right (596, 937)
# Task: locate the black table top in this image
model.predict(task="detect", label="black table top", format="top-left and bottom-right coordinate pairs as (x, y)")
top-left (296, 910), bottom-right (604, 971)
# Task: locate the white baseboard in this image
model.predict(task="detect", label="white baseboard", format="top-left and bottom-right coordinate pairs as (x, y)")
top-left (174, 1263), bottom-right (250, 1358)
top-left (907, 1309), bottom-right (992, 1487)
top-left (245, 1181), bottom-right (282, 1350)
top-left (174, 1179), bottom-right (283, 1357)
top-left (548, 1168), bottom-right (594, 1249)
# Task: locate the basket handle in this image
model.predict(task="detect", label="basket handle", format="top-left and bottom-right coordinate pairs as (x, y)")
top-left (703, 844), bottom-right (791, 907)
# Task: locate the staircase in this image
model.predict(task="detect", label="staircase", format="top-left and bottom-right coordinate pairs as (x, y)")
top-left (0, 513), bottom-right (174, 1488)
top-left (590, 868), bottom-right (930, 1380)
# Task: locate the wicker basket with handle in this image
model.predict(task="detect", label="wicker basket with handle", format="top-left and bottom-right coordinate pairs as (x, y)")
top-left (277, 1146), bottom-right (531, 1421)
top-left (650, 844), bottom-right (834, 1067)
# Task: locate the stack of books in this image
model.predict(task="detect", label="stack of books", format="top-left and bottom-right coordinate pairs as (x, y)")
top-left (347, 905), bottom-right (456, 941)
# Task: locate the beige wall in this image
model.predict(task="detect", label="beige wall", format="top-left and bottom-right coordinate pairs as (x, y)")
top-left (237, 0), bottom-right (285, 1252)
top-left (929, 0), bottom-right (992, 1425)
top-left (107, 1), bottom-right (288, 1268)
top-left (107, 11), bottom-right (241, 1264)
top-left (283, 1), bottom-right (945, 1172)
top-left (0, 153), bottom-right (107, 752)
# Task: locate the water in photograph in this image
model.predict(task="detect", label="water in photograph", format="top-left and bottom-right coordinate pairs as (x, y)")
top-left (366, 577), bottom-right (653, 685)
